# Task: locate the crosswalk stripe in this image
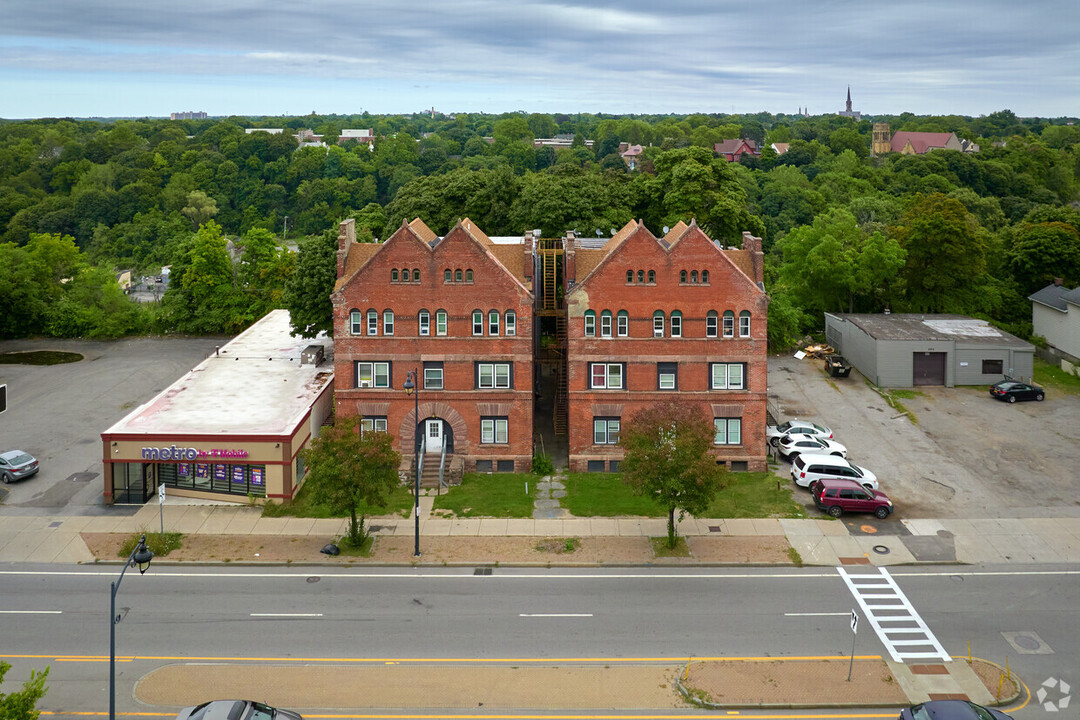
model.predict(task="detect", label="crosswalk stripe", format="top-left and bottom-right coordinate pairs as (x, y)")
top-left (836, 566), bottom-right (951, 663)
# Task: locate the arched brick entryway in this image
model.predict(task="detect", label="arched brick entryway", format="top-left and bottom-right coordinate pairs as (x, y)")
top-left (398, 401), bottom-right (469, 455)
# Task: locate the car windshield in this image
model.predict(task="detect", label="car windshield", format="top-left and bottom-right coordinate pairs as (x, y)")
top-left (776, 421), bottom-right (793, 432)
top-left (850, 463), bottom-right (865, 477)
top-left (811, 423), bottom-right (827, 433)
top-left (6, 453), bottom-right (32, 465)
top-left (908, 707), bottom-right (932, 720)
top-left (248, 704), bottom-right (276, 720)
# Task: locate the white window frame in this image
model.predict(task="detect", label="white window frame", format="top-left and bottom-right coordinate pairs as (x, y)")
top-left (472, 310), bottom-right (483, 335)
top-left (478, 362), bottom-right (511, 389)
top-left (350, 310), bottom-right (362, 336)
top-left (423, 366), bottom-right (443, 390)
top-left (367, 309), bottom-right (378, 336)
top-left (658, 362), bottom-right (677, 390)
top-left (710, 363), bottom-right (745, 390)
top-left (488, 310), bottom-right (500, 336)
top-left (670, 311), bottom-right (682, 338)
top-left (706, 311), bottom-right (718, 338)
top-left (714, 418), bottom-right (742, 445)
top-left (617, 311), bottom-right (628, 337)
top-left (418, 310), bottom-right (430, 336)
top-left (589, 362), bottom-right (624, 389)
top-left (436, 310), bottom-right (447, 336)
top-left (505, 311), bottom-right (516, 336)
top-left (600, 311), bottom-right (612, 338)
top-left (653, 312), bottom-right (664, 338)
top-left (383, 310), bottom-right (394, 336)
top-left (723, 311), bottom-right (735, 338)
top-left (739, 311), bottom-right (751, 338)
top-left (357, 361), bottom-right (390, 388)
top-left (584, 311), bottom-right (595, 337)
top-left (360, 417), bottom-right (388, 435)
top-left (480, 417), bottom-right (509, 444)
top-left (593, 418), bottom-right (621, 444)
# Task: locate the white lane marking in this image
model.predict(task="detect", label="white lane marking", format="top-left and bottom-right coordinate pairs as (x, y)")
top-left (0, 610), bottom-right (62, 614)
top-left (784, 612), bottom-right (848, 616)
top-left (519, 613), bottom-right (593, 617)
top-left (837, 566), bottom-right (950, 663)
top-left (249, 613), bottom-right (323, 617)
top-left (1, 569), bottom-right (1077, 580)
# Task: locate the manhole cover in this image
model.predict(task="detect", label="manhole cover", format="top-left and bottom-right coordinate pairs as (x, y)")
top-left (306, 576), bottom-right (320, 583)
top-left (1014, 635), bottom-right (1041, 650)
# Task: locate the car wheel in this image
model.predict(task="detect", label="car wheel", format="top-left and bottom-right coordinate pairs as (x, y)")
top-left (875, 507), bottom-right (890, 519)
top-left (828, 505), bottom-right (843, 518)
top-left (769, 437), bottom-right (780, 447)
top-left (1008, 395), bottom-right (1016, 403)
top-left (1, 473), bottom-right (9, 484)
top-left (1036, 393), bottom-right (1045, 401)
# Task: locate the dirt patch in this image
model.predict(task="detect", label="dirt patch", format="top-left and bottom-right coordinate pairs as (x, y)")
top-left (683, 659), bottom-right (907, 706)
top-left (968, 659), bottom-right (1019, 703)
top-left (81, 532), bottom-right (794, 566)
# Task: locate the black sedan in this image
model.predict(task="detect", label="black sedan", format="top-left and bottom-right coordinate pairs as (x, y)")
top-left (898, 699), bottom-right (1013, 720)
top-left (989, 379), bottom-right (1045, 403)
top-left (176, 701), bottom-right (302, 720)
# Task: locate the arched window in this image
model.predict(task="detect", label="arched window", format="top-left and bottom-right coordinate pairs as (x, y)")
top-left (465, 269), bottom-right (474, 282)
top-left (690, 270), bottom-right (698, 284)
top-left (706, 310), bottom-right (718, 338)
top-left (653, 310), bottom-right (665, 337)
top-left (366, 309), bottom-right (378, 336)
top-left (739, 310), bottom-right (751, 338)
top-left (626, 270), bottom-right (633, 283)
top-left (383, 310), bottom-right (395, 336)
top-left (670, 310), bottom-right (682, 337)
top-left (680, 270), bottom-right (687, 284)
top-left (505, 310), bottom-right (516, 336)
top-left (617, 310), bottom-right (629, 337)
top-left (413, 269), bottom-right (420, 283)
top-left (350, 309), bottom-right (362, 335)
top-left (391, 269), bottom-right (399, 282)
top-left (722, 310), bottom-right (735, 338)
top-left (647, 270), bottom-right (655, 284)
top-left (584, 310), bottom-right (596, 337)
top-left (701, 270), bottom-right (709, 284)
top-left (418, 309), bottom-right (430, 336)
top-left (488, 310), bottom-right (500, 336)
top-left (600, 310), bottom-right (613, 338)
top-left (455, 269), bottom-right (463, 282)
top-left (436, 309), bottom-right (448, 336)
top-left (401, 269), bottom-right (410, 282)
top-left (472, 310), bottom-right (483, 335)
top-left (444, 269), bottom-right (452, 282)
top-left (637, 270), bottom-right (645, 284)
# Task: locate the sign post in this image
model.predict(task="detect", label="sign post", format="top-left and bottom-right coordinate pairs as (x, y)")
top-left (158, 483), bottom-right (166, 538)
top-left (847, 609), bottom-right (858, 681)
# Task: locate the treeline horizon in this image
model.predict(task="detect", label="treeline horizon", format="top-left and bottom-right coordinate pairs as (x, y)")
top-left (1, 109), bottom-right (1078, 348)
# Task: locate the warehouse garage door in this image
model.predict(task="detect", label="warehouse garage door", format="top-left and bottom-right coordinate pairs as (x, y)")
top-left (913, 352), bottom-right (947, 386)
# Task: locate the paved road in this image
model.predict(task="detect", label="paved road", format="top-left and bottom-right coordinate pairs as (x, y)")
top-left (1, 564), bottom-right (1074, 717)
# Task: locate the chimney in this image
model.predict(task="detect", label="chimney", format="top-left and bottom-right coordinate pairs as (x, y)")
top-left (523, 230), bottom-right (534, 283)
top-left (741, 231), bottom-right (764, 284)
top-left (1054, 277), bottom-right (1064, 286)
top-left (564, 230), bottom-right (577, 287)
top-left (337, 219), bottom-right (356, 277)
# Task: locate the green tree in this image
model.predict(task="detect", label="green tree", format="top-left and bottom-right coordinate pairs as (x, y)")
top-left (1007, 222), bottom-right (1080, 294)
top-left (285, 229), bottom-right (337, 338)
top-left (300, 416), bottom-right (401, 546)
top-left (179, 190), bottom-right (218, 230)
top-left (0, 661), bottom-right (49, 720)
top-left (619, 401), bottom-right (727, 549)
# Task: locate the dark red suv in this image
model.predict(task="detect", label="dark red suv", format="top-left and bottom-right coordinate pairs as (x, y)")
top-left (812, 478), bottom-right (894, 518)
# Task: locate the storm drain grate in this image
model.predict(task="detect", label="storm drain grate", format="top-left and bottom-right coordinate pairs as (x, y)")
top-left (49, 521), bottom-right (62, 528)
top-left (708, 525), bottom-right (722, 533)
top-left (67, 472), bottom-right (98, 483)
top-left (473, 567), bottom-right (493, 576)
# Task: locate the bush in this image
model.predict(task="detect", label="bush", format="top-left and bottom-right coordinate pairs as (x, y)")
top-left (531, 453), bottom-right (554, 475)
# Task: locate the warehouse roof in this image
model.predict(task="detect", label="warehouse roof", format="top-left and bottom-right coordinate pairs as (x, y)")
top-left (104, 310), bottom-right (334, 437)
top-left (829, 313), bottom-right (1032, 347)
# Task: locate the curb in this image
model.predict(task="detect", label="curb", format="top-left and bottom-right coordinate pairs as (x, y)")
top-left (673, 675), bottom-right (903, 710)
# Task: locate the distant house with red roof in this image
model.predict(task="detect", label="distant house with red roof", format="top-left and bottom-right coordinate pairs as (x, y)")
top-left (890, 131), bottom-right (979, 155)
top-left (770, 142), bottom-right (790, 155)
top-left (714, 139), bottom-right (760, 162)
top-left (620, 144), bottom-right (644, 170)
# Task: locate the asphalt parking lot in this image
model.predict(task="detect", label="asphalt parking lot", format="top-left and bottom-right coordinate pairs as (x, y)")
top-left (0, 336), bottom-right (227, 514)
top-left (767, 354), bottom-right (1080, 519)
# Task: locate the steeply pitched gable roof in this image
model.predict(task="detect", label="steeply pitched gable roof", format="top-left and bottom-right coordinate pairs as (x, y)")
top-left (1029, 283), bottom-right (1080, 312)
top-left (890, 131), bottom-right (955, 154)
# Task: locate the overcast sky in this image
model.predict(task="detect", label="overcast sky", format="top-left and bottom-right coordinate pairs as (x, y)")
top-left (2, 1), bottom-right (1077, 120)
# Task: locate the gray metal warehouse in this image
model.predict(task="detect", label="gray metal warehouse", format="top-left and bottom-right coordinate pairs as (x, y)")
top-left (823, 313), bottom-right (1034, 388)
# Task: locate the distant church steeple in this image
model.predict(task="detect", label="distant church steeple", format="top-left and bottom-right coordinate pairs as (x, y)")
top-left (839, 87), bottom-right (861, 120)
top-left (846, 86), bottom-right (852, 113)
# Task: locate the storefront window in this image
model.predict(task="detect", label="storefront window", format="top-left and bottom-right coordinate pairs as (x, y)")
top-left (159, 462), bottom-right (265, 497)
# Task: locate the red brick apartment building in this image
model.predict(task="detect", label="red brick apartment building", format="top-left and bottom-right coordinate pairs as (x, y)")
top-left (332, 217), bottom-right (768, 485)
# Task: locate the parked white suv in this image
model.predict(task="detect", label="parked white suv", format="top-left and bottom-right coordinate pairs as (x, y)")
top-left (790, 453), bottom-right (878, 490)
top-left (777, 434), bottom-right (847, 461)
top-left (766, 419), bottom-right (833, 447)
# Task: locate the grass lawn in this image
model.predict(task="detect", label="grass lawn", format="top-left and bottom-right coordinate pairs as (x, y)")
top-left (562, 470), bottom-right (805, 519)
top-left (1034, 357), bottom-right (1080, 396)
top-left (261, 482), bottom-right (415, 519)
top-left (561, 473), bottom-right (665, 517)
top-left (431, 472), bottom-right (538, 518)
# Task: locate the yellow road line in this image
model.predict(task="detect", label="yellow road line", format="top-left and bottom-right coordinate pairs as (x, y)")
top-left (3, 654), bottom-right (884, 663)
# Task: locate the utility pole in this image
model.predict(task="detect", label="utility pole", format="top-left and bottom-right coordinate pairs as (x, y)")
top-left (283, 216), bottom-right (289, 241)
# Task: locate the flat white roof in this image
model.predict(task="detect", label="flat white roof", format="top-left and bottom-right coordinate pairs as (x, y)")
top-left (105, 310), bottom-right (333, 437)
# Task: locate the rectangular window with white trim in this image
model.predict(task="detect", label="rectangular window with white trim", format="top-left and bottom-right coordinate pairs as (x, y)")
top-left (476, 362), bottom-right (512, 389)
top-left (356, 361), bottom-right (390, 388)
top-left (480, 417), bottom-right (509, 444)
top-left (709, 363), bottom-right (745, 390)
top-left (593, 417), bottom-right (621, 444)
top-left (713, 418), bottom-right (742, 445)
top-left (588, 362), bottom-right (625, 389)
top-left (360, 417), bottom-right (388, 435)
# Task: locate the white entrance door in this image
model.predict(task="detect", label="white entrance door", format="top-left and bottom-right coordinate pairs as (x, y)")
top-left (425, 419), bottom-right (443, 453)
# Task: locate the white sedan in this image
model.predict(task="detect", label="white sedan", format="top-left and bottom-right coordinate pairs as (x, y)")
top-left (777, 434), bottom-right (847, 461)
top-left (766, 419), bottom-right (833, 447)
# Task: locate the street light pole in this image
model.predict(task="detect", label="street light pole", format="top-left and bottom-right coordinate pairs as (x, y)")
top-left (110, 534), bottom-right (154, 720)
top-left (403, 369), bottom-right (421, 557)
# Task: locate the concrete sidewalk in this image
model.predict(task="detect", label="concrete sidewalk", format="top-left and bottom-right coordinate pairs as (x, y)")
top-left (2, 494), bottom-right (1079, 566)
